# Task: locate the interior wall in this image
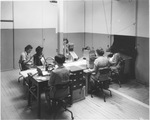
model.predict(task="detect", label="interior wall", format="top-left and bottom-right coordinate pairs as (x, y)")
top-left (64, 33), bottom-right (84, 58)
top-left (85, 0), bottom-right (111, 50)
top-left (1, 23), bottom-right (14, 71)
top-left (1, 1), bottom-right (13, 20)
top-left (85, 0), bottom-right (137, 47)
top-left (136, 0), bottom-right (149, 38)
top-left (63, 0), bottom-right (85, 57)
top-left (93, 0), bottom-right (111, 34)
top-left (135, 0), bottom-right (149, 85)
top-left (1, 1), bottom-right (14, 71)
top-left (93, 34), bottom-right (110, 53)
top-left (58, 1), bottom-right (64, 54)
top-left (112, 0), bottom-right (136, 36)
top-left (135, 37), bottom-right (149, 85)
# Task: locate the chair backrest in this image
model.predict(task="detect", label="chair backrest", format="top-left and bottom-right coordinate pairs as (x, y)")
top-left (53, 81), bottom-right (72, 99)
top-left (97, 67), bottom-right (111, 81)
top-left (97, 67), bottom-right (111, 89)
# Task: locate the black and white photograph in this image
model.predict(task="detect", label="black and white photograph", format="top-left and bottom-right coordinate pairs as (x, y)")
top-left (1, 0), bottom-right (149, 119)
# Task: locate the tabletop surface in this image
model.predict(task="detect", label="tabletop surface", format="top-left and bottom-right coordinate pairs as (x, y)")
top-left (20, 59), bottom-right (87, 79)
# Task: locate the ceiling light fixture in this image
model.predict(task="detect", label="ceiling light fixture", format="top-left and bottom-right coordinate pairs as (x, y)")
top-left (50, 0), bottom-right (57, 3)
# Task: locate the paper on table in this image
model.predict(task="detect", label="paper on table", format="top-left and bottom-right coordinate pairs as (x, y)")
top-left (34, 76), bottom-right (50, 81)
top-left (42, 71), bottom-right (50, 76)
top-left (64, 59), bottom-right (86, 67)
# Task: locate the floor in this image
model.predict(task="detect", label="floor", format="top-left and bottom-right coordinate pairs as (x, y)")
top-left (1, 69), bottom-right (149, 120)
top-left (110, 79), bottom-right (149, 105)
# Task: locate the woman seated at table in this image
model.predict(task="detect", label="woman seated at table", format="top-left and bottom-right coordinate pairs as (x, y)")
top-left (19, 45), bottom-right (33, 99)
top-left (89, 47), bottom-right (110, 90)
top-left (33, 46), bottom-right (45, 66)
top-left (63, 38), bottom-right (70, 59)
top-left (45, 54), bottom-right (70, 108)
top-left (19, 44), bottom-right (33, 70)
top-left (108, 47), bottom-right (123, 74)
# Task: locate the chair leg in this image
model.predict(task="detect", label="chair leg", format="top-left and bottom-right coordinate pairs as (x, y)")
top-left (101, 88), bottom-right (106, 102)
top-left (91, 84), bottom-right (99, 98)
top-left (107, 89), bottom-right (112, 96)
top-left (66, 108), bottom-right (74, 120)
top-left (18, 76), bottom-right (23, 83)
top-left (117, 77), bottom-right (121, 87)
top-left (91, 89), bottom-right (95, 98)
top-left (63, 106), bottom-right (74, 120)
top-left (53, 101), bottom-right (58, 119)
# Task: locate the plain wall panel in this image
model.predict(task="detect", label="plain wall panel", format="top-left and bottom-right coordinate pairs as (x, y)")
top-left (135, 37), bottom-right (149, 85)
top-left (1, 1), bottom-right (14, 71)
top-left (137, 0), bottom-right (149, 37)
top-left (42, 1), bottom-right (58, 29)
top-left (1, 29), bottom-right (14, 71)
top-left (93, 0), bottom-right (111, 34)
top-left (93, 33), bottom-right (110, 53)
top-left (1, 1), bottom-right (13, 20)
top-left (112, 0), bottom-right (136, 36)
top-left (42, 28), bottom-right (57, 58)
top-left (64, 33), bottom-right (84, 58)
top-left (134, 0), bottom-right (149, 85)
top-left (64, 1), bottom-right (84, 33)
top-left (85, 1), bottom-right (92, 33)
top-left (85, 33), bottom-right (93, 47)
top-left (13, 1), bottom-right (42, 29)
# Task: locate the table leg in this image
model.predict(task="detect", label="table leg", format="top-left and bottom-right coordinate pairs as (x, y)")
top-left (28, 77), bottom-right (31, 106)
top-left (84, 72), bottom-right (91, 96)
top-left (37, 84), bottom-right (41, 118)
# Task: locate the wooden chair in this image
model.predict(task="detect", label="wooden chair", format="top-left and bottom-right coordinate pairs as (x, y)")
top-left (90, 67), bottom-right (112, 102)
top-left (45, 81), bottom-right (74, 120)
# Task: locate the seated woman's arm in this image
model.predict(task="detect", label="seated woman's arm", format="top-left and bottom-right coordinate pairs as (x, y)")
top-left (21, 53), bottom-right (33, 64)
top-left (109, 53), bottom-right (120, 66)
top-left (48, 71), bottom-right (56, 86)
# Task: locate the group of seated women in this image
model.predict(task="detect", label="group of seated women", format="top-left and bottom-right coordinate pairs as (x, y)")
top-left (19, 44), bottom-right (122, 103)
top-left (88, 47), bottom-right (123, 90)
top-left (19, 45), bottom-right (71, 100)
top-left (19, 45), bottom-right (47, 70)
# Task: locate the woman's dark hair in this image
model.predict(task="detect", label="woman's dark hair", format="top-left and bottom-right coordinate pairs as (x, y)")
top-left (55, 54), bottom-right (65, 64)
top-left (96, 47), bottom-right (104, 56)
top-left (63, 38), bottom-right (69, 44)
top-left (25, 45), bottom-right (33, 51)
top-left (35, 46), bottom-right (43, 53)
